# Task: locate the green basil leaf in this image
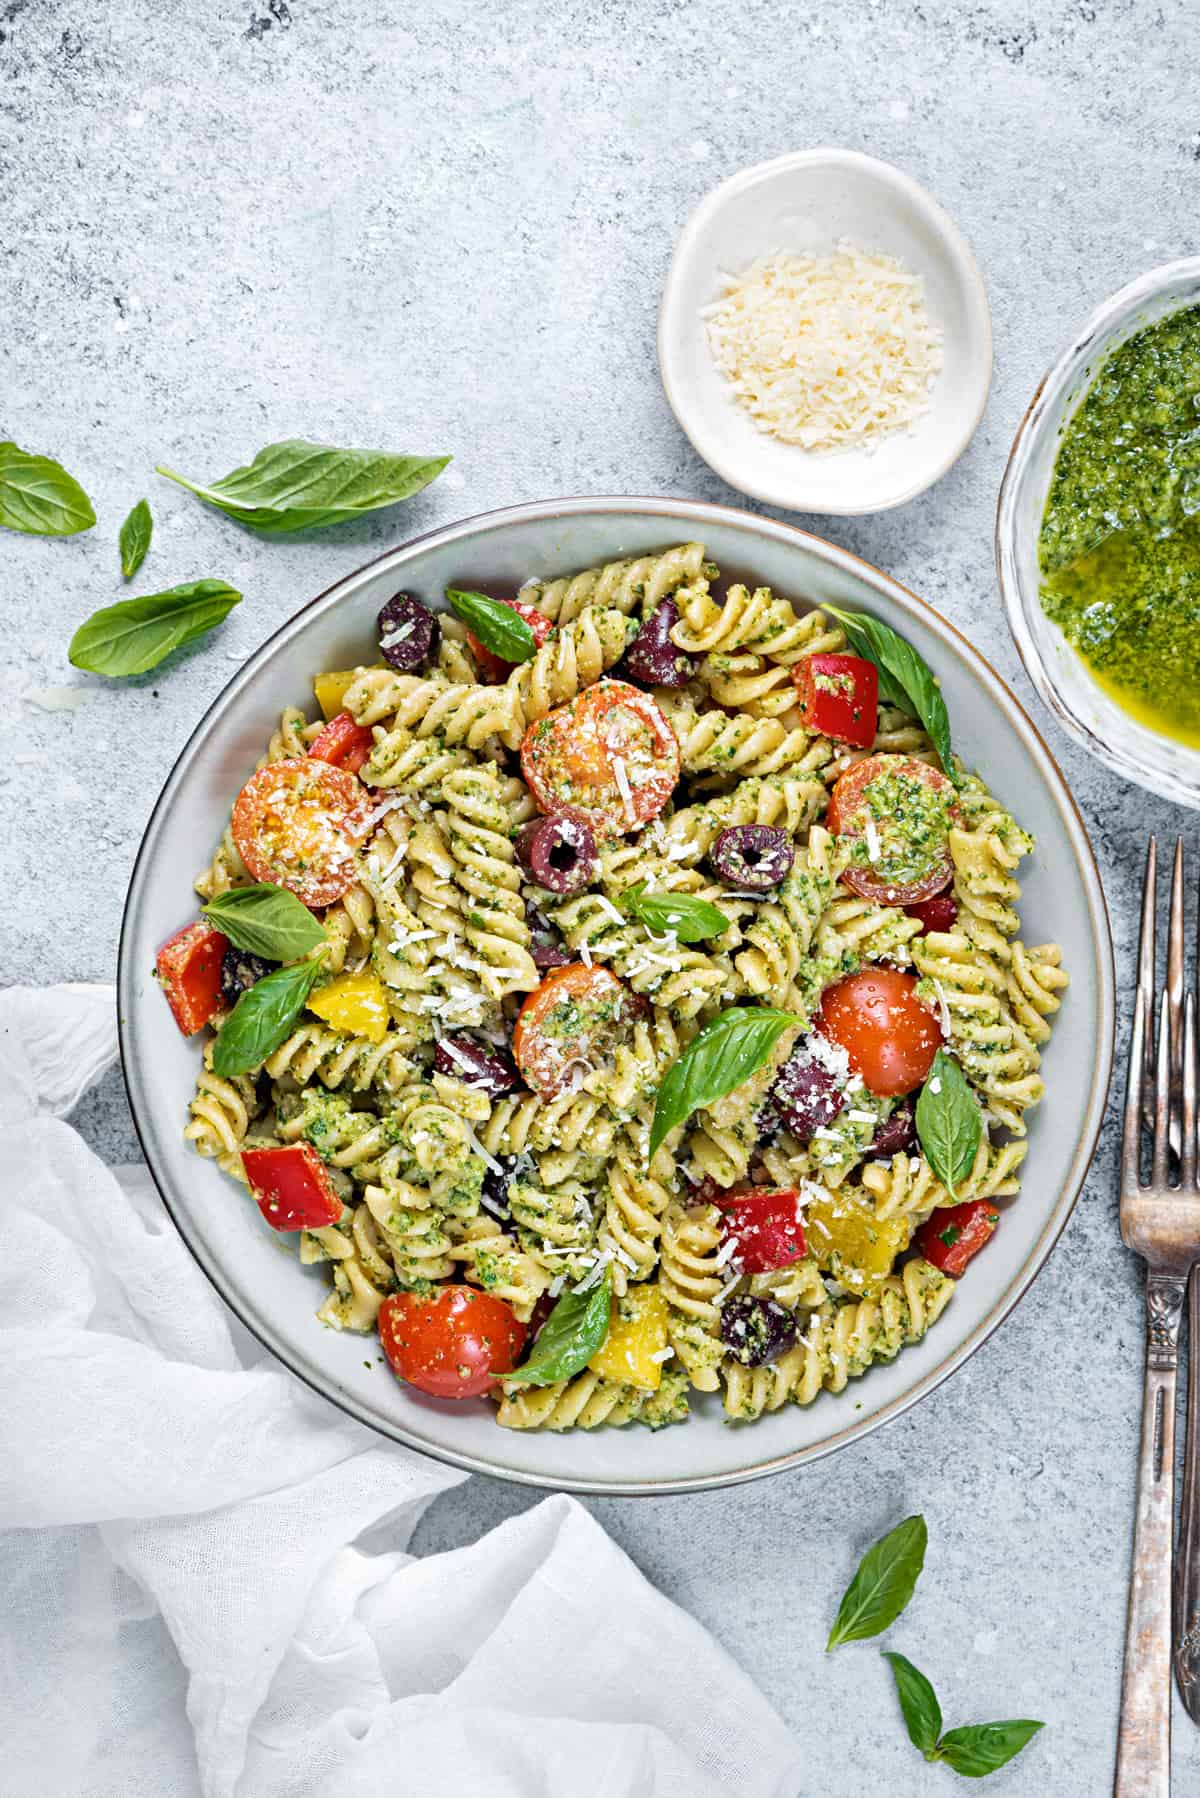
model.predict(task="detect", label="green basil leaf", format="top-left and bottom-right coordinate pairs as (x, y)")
top-left (446, 588), bottom-right (536, 663)
top-left (621, 885), bottom-right (730, 944)
top-left (826, 1514), bottom-right (927, 1649)
top-left (883, 1653), bottom-right (943, 1759)
top-left (0, 441), bottom-right (96, 536)
top-left (916, 1049), bottom-right (982, 1200)
top-left (504, 1267), bottom-right (611, 1386)
top-left (211, 960), bottom-right (323, 1077)
top-left (649, 1005), bottom-right (800, 1162)
top-left (936, 1720), bottom-right (1044, 1778)
top-left (156, 441), bottom-right (449, 534)
top-left (201, 884), bottom-right (327, 961)
top-left (824, 605), bottom-right (954, 775)
top-left (68, 580), bottom-right (241, 677)
top-left (119, 498), bottom-right (153, 579)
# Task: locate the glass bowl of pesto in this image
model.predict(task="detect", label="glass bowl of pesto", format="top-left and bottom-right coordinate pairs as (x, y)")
top-left (997, 258), bottom-right (1200, 808)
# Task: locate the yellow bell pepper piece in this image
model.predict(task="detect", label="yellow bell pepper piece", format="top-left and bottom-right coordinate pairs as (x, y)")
top-left (588, 1283), bottom-right (669, 1390)
top-left (313, 670), bottom-right (363, 721)
top-left (803, 1189), bottom-right (911, 1296)
top-left (307, 970), bottom-right (390, 1044)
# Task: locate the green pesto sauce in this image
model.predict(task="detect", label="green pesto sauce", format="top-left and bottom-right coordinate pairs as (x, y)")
top-left (848, 767), bottom-right (952, 888)
top-left (1038, 304), bottom-right (1200, 747)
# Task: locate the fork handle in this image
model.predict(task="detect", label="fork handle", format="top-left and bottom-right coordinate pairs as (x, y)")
top-left (1175, 1266), bottom-right (1200, 1722)
top-left (1116, 1272), bottom-right (1186, 1798)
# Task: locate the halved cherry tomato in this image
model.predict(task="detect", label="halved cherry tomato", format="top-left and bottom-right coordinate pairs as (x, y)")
top-left (231, 757), bottom-right (371, 907)
top-left (717, 1185), bottom-right (807, 1274)
top-left (826, 753), bottom-right (956, 906)
top-left (915, 1200), bottom-right (999, 1277)
top-left (819, 969), bottom-right (942, 1097)
top-left (468, 596), bottom-right (553, 682)
top-left (242, 1143), bottom-right (343, 1231)
top-left (378, 1285), bottom-right (527, 1398)
top-left (906, 893), bottom-right (959, 935)
top-left (308, 710), bottom-right (374, 774)
top-left (520, 679), bottom-right (680, 840)
top-left (512, 962), bottom-right (628, 1097)
top-left (156, 921), bottom-right (228, 1035)
top-left (794, 653), bottom-right (878, 748)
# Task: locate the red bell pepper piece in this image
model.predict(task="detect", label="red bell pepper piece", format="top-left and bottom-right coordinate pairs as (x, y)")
top-left (794, 653), bottom-right (879, 748)
top-left (905, 893), bottom-right (959, 934)
top-left (915, 1199), bottom-right (999, 1277)
top-left (308, 710), bottom-right (375, 774)
top-left (718, 1185), bottom-right (807, 1274)
top-left (156, 922), bottom-right (228, 1035)
top-left (241, 1143), bottom-right (344, 1232)
top-left (467, 596), bottom-right (553, 682)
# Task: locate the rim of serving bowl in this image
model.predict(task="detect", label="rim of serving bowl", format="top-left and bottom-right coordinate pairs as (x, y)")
top-left (658, 147), bottom-right (994, 514)
top-left (996, 255), bottom-right (1200, 810)
top-left (118, 495), bottom-right (1114, 1495)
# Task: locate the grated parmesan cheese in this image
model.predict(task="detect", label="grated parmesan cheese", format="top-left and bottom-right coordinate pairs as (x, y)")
top-left (702, 243), bottom-right (943, 453)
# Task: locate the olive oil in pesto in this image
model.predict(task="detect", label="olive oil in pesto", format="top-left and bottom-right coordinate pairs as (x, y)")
top-left (1038, 303), bottom-right (1200, 747)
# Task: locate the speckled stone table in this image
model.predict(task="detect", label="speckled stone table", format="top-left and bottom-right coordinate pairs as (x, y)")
top-left (3, 1), bottom-right (1198, 1790)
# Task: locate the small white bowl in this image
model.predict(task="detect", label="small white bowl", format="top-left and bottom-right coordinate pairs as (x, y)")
top-left (658, 148), bottom-right (993, 514)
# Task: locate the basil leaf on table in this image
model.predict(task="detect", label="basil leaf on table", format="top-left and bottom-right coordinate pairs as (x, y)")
top-left (621, 886), bottom-right (729, 944)
top-left (119, 498), bottom-right (153, 579)
top-left (201, 885), bottom-right (327, 961)
top-left (504, 1267), bottom-right (611, 1386)
top-left (446, 588), bottom-right (536, 663)
top-left (649, 1005), bottom-right (800, 1161)
top-left (882, 1653), bottom-right (943, 1759)
top-left (156, 440), bottom-right (449, 534)
top-left (211, 960), bottom-right (323, 1077)
top-left (823, 605), bottom-right (954, 776)
top-left (68, 580), bottom-right (241, 677)
top-left (936, 1719), bottom-right (1044, 1778)
top-left (826, 1514), bottom-right (927, 1649)
top-left (916, 1049), bottom-right (982, 1199)
top-left (0, 441), bottom-right (96, 536)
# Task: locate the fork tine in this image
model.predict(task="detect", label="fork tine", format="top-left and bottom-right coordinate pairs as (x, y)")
top-left (1125, 841), bottom-right (1157, 1193)
top-left (1183, 989), bottom-right (1197, 1191)
top-left (1153, 993), bottom-right (1173, 1188)
top-left (1169, 838), bottom-right (1185, 1078)
top-left (1140, 837), bottom-right (1158, 1105)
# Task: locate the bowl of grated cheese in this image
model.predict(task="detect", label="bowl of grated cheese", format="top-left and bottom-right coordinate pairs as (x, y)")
top-left (658, 148), bottom-right (993, 514)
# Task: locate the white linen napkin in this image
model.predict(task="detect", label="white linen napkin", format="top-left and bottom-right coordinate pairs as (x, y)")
top-left (0, 985), bottom-right (803, 1798)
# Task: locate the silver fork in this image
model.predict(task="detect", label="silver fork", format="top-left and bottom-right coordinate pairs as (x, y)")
top-left (1116, 838), bottom-right (1200, 1797)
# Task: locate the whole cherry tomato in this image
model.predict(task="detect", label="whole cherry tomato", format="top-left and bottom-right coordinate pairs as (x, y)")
top-left (826, 753), bottom-right (956, 906)
top-left (378, 1286), bottom-right (527, 1399)
top-left (819, 968), bottom-right (942, 1097)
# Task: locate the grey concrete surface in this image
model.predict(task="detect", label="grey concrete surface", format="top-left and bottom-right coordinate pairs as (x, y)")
top-left (3, 0), bottom-right (1198, 1789)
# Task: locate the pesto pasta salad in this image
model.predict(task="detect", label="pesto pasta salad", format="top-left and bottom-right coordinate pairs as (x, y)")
top-left (157, 542), bottom-right (1068, 1432)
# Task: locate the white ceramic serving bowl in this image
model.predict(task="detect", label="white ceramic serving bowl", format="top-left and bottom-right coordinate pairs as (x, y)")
top-left (996, 257), bottom-right (1200, 809)
top-left (119, 497), bottom-right (1112, 1495)
top-left (658, 149), bottom-right (993, 514)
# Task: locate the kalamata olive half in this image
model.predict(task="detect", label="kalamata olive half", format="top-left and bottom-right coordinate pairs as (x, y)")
top-left (434, 1033), bottom-right (523, 1097)
top-left (621, 599), bottom-right (696, 688)
top-left (220, 946), bottom-right (277, 1006)
top-left (869, 1099), bottom-right (917, 1157)
top-left (480, 1153), bottom-right (518, 1222)
top-left (377, 592), bottom-right (440, 670)
top-left (525, 899), bottom-right (571, 969)
top-left (720, 1295), bottom-right (798, 1367)
top-left (710, 824), bottom-right (794, 891)
top-left (514, 814), bottom-right (598, 895)
top-left (769, 1049), bottom-right (845, 1141)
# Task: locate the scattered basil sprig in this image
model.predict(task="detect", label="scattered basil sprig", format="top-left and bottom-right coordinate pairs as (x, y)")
top-left (827, 1514), bottom-right (927, 1650)
top-left (883, 1652), bottom-right (1044, 1778)
top-left (0, 441), bottom-right (96, 536)
top-left (504, 1267), bottom-right (611, 1386)
top-left (621, 886), bottom-right (729, 944)
top-left (649, 1005), bottom-right (799, 1161)
top-left (119, 498), bottom-right (153, 579)
top-left (156, 440), bottom-right (450, 535)
top-left (68, 580), bottom-right (242, 677)
top-left (824, 605), bottom-right (954, 776)
top-left (201, 884), bottom-right (326, 961)
top-left (916, 1049), bottom-right (982, 1199)
top-left (211, 959), bottom-right (323, 1078)
top-left (446, 588), bottom-right (536, 663)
